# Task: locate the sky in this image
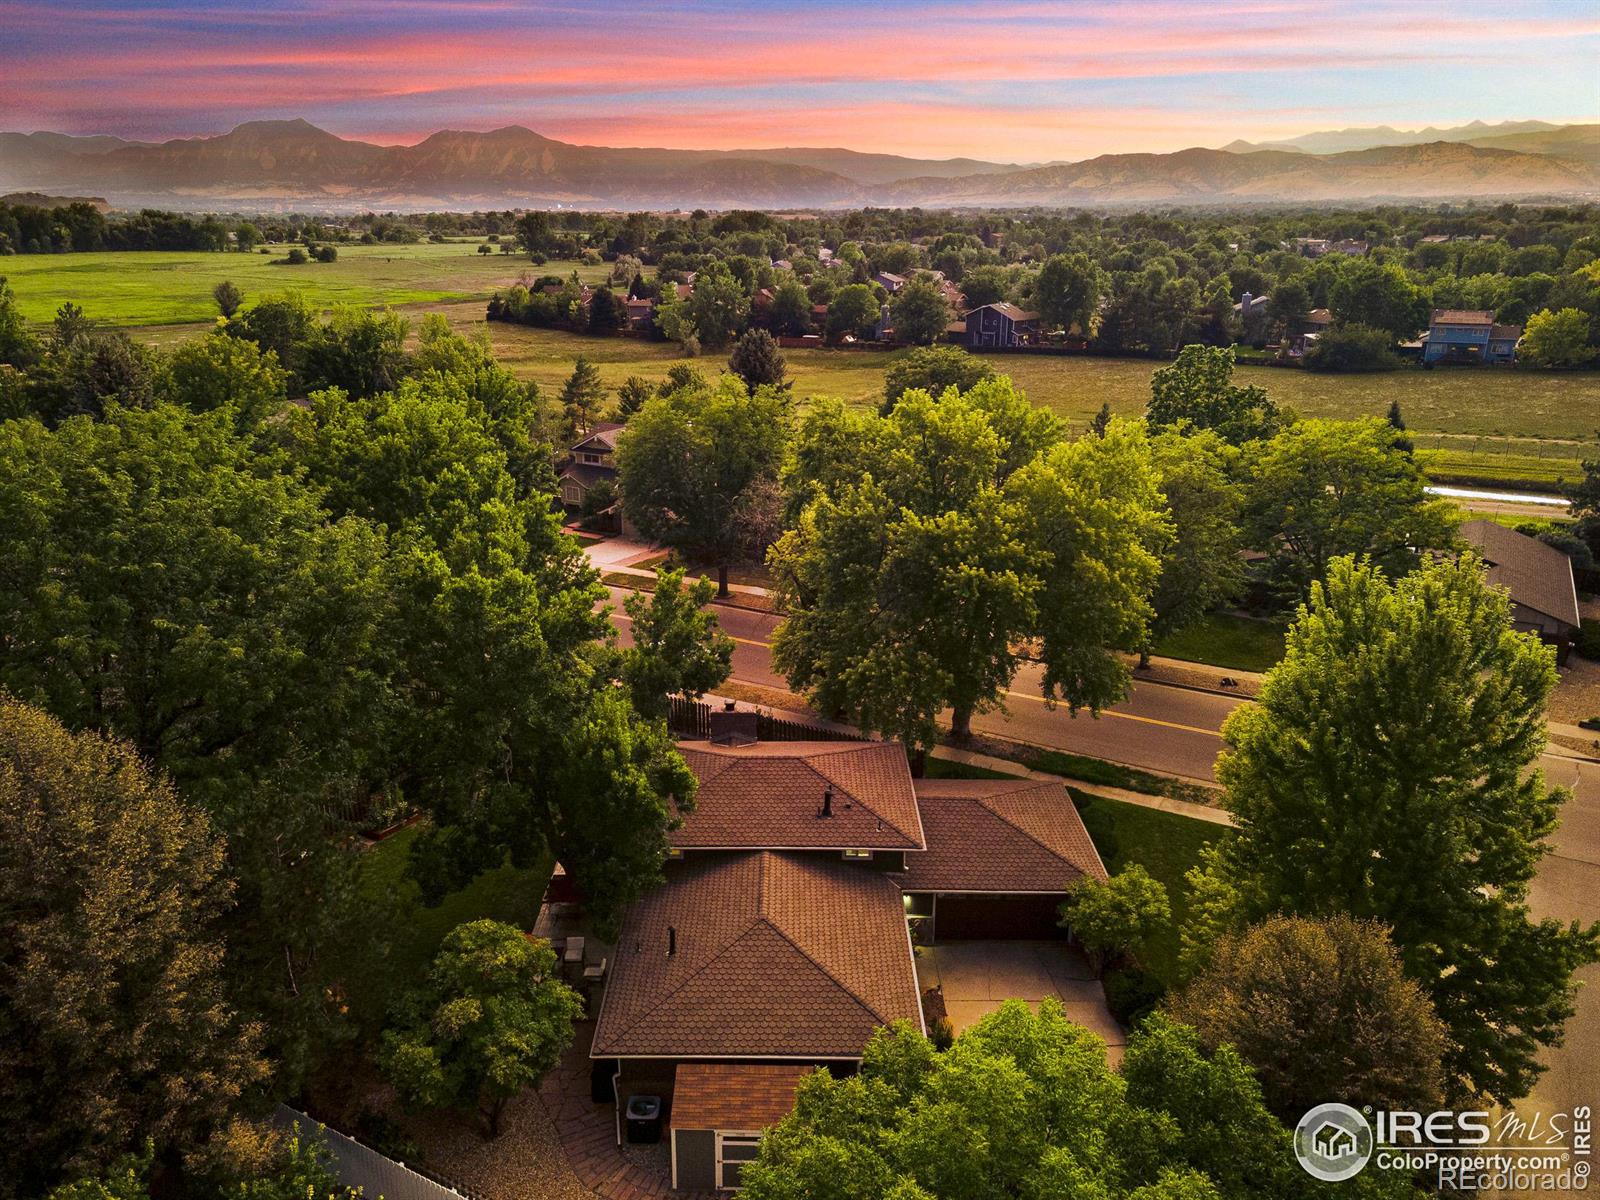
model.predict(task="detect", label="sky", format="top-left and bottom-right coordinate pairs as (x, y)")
top-left (1, 0), bottom-right (1597, 162)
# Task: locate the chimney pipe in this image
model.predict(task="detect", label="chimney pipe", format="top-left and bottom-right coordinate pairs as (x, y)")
top-left (667, 925), bottom-right (676, 956)
top-left (821, 787), bottom-right (833, 818)
top-left (723, 699), bottom-right (735, 712)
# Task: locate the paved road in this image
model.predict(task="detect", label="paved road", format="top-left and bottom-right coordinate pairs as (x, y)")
top-left (610, 585), bottom-right (1600, 1137)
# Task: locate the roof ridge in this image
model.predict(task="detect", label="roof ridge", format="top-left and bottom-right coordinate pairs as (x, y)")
top-left (810, 748), bottom-right (924, 846)
top-left (975, 791), bottom-right (1075, 866)
top-left (604, 903), bottom-right (768, 1046)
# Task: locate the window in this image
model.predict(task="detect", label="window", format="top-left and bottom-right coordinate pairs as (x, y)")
top-left (842, 848), bottom-right (872, 861)
top-left (581, 452), bottom-right (602, 464)
top-left (716, 1132), bottom-right (762, 1190)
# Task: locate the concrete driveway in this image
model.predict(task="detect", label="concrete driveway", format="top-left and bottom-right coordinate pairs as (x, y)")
top-left (915, 941), bottom-right (1127, 1060)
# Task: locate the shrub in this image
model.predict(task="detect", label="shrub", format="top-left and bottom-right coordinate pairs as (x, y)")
top-left (283, 247), bottom-right (308, 265)
top-left (1303, 323), bottom-right (1400, 372)
top-left (312, 244), bottom-right (337, 263)
top-left (1102, 965), bottom-right (1165, 1026)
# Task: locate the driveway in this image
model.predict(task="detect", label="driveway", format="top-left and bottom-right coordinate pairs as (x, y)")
top-left (582, 534), bottom-right (660, 570)
top-left (915, 941), bottom-right (1127, 1060)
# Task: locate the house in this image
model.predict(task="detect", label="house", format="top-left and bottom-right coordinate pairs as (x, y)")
top-left (1327, 239), bottom-right (1369, 256)
top-left (1285, 307), bottom-right (1333, 359)
top-left (964, 302), bottom-right (1041, 348)
top-left (1420, 310), bottom-right (1521, 365)
top-left (1234, 291), bottom-right (1271, 321)
top-left (589, 718), bottom-right (1107, 1190)
top-left (624, 297), bottom-right (657, 332)
top-left (874, 271), bottom-right (908, 294)
top-left (1287, 237), bottom-right (1331, 257)
top-left (558, 422), bottom-right (623, 510)
top-left (1461, 519), bottom-right (1581, 661)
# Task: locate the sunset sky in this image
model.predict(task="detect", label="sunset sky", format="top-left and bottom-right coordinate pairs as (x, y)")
top-left (2, 0), bottom-right (1596, 161)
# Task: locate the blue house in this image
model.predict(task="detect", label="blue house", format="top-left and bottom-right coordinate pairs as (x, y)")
top-left (1421, 309), bottom-right (1521, 365)
top-left (964, 302), bottom-right (1040, 348)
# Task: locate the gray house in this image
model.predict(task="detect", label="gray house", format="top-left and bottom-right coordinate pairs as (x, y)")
top-left (963, 302), bottom-right (1040, 348)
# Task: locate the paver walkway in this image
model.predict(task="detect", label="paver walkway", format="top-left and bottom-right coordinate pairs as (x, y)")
top-left (540, 1025), bottom-right (718, 1200)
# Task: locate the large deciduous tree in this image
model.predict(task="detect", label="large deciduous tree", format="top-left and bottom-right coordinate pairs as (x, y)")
top-left (772, 392), bottom-right (1165, 751)
top-left (685, 259), bottom-right (751, 350)
top-left (381, 921), bottom-right (583, 1138)
top-left (160, 331), bottom-right (288, 425)
top-left (616, 376), bottom-right (790, 597)
top-left (1189, 555), bottom-right (1600, 1103)
top-left (1244, 417), bottom-right (1458, 597)
top-left (1168, 915), bottom-right (1447, 1119)
top-left (741, 1005), bottom-right (1415, 1200)
top-left (0, 700), bottom-right (266, 1198)
top-left (881, 345), bottom-right (995, 413)
top-left (1033, 251), bottom-right (1107, 335)
top-left (1328, 259), bottom-right (1429, 343)
top-left (620, 568), bottom-right (734, 719)
top-left (890, 276), bottom-right (953, 346)
top-left (1146, 345), bottom-right (1283, 445)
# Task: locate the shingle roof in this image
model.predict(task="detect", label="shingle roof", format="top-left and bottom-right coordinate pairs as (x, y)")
top-left (976, 302), bottom-right (1039, 322)
top-left (901, 779), bottom-right (1107, 893)
top-left (1490, 324), bottom-right (1524, 341)
top-left (1431, 309), bottom-right (1495, 326)
top-left (671, 1064), bottom-right (812, 1131)
top-left (674, 741), bottom-right (924, 850)
top-left (592, 851), bottom-right (922, 1058)
top-left (1460, 519), bottom-right (1580, 630)
top-left (571, 422), bottom-right (623, 453)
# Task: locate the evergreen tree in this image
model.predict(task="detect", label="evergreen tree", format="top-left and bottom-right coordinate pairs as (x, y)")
top-left (560, 355), bottom-right (607, 438)
top-left (587, 286), bottom-right (622, 335)
top-left (727, 328), bottom-right (788, 394)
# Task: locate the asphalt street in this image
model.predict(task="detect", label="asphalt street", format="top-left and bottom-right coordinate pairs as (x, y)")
top-left (608, 584), bottom-right (1600, 1135)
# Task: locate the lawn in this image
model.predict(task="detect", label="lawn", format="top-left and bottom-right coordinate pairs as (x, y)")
top-left (1072, 792), bottom-right (1222, 986)
top-left (349, 821), bottom-right (552, 1025)
top-left (1155, 612), bottom-right (1287, 674)
top-left (3, 243), bottom-right (609, 327)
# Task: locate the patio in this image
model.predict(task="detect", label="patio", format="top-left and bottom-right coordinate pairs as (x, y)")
top-left (914, 940), bottom-right (1127, 1060)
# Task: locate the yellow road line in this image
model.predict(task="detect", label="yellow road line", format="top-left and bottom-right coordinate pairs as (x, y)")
top-left (1000, 689), bottom-right (1223, 738)
top-left (611, 611), bottom-right (772, 650)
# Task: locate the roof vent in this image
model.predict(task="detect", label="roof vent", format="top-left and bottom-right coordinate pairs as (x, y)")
top-left (709, 707), bottom-right (758, 746)
top-left (821, 787), bottom-right (833, 818)
top-left (667, 925), bottom-right (677, 956)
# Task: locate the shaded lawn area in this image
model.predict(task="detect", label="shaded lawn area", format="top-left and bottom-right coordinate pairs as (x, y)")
top-left (349, 821), bottom-right (553, 1026)
top-left (923, 757), bottom-right (1222, 987)
top-left (1071, 791), bottom-right (1223, 987)
top-left (1155, 612), bottom-right (1287, 674)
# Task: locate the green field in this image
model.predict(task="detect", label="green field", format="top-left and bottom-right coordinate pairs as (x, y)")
top-left (1, 243), bottom-right (609, 327)
top-left (448, 316), bottom-right (1599, 484)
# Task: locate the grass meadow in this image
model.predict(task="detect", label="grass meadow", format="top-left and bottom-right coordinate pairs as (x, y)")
top-left (7, 243), bottom-right (1596, 486)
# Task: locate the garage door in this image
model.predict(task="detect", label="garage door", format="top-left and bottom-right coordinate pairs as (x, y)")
top-left (935, 894), bottom-right (1065, 940)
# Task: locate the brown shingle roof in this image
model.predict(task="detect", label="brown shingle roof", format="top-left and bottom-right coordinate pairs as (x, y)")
top-left (674, 741), bottom-right (924, 850)
top-left (592, 851), bottom-right (922, 1058)
top-left (978, 302), bottom-right (1039, 322)
top-left (571, 422), bottom-right (623, 453)
top-left (901, 779), bottom-right (1108, 893)
top-left (1460, 519), bottom-right (1580, 630)
top-left (671, 1064), bottom-right (811, 1131)
top-left (1431, 309), bottom-right (1495, 326)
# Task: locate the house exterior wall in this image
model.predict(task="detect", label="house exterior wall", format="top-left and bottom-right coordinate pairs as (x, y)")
top-left (1423, 321), bottom-right (1515, 364)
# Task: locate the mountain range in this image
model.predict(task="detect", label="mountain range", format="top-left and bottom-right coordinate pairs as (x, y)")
top-left (0, 118), bottom-right (1595, 211)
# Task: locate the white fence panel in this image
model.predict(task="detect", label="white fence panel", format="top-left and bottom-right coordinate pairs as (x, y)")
top-left (273, 1105), bottom-right (482, 1200)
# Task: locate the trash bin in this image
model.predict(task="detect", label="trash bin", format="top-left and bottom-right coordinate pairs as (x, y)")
top-left (625, 1094), bottom-right (662, 1144)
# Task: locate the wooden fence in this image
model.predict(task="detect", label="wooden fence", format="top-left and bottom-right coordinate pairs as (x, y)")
top-left (667, 696), bottom-right (859, 743)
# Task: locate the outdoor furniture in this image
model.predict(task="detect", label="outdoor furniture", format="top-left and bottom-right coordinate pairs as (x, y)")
top-left (583, 956), bottom-right (608, 983)
top-left (564, 935), bottom-right (585, 966)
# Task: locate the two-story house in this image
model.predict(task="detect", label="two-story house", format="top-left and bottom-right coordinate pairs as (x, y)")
top-left (588, 712), bottom-right (1107, 1191)
top-left (558, 422), bottom-right (623, 511)
top-left (1420, 309), bottom-right (1521, 365)
top-left (963, 302), bottom-right (1040, 348)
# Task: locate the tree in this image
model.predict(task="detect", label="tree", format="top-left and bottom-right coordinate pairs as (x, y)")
top-left (0, 405), bottom-right (390, 1084)
top-left (1520, 307), bottom-right (1597, 368)
top-left (1191, 555), bottom-right (1600, 1103)
top-left (1328, 260), bottom-right (1428, 342)
top-left (1303, 324), bottom-right (1400, 372)
top-left (1034, 252), bottom-right (1106, 334)
top-left (587, 285), bottom-right (622, 335)
top-left (1244, 418), bottom-right (1458, 597)
top-left (881, 345), bottom-right (995, 413)
top-left (686, 259), bottom-right (750, 350)
top-left (516, 211), bottom-right (552, 258)
top-left (1088, 402), bottom-right (1113, 437)
top-left (301, 305), bottom-right (408, 398)
top-left (0, 276), bottom-right (40, 368)
top-left (1385, 399), bottom-right (1413, 454)
top-left (615, 374), bottom-right (654, 421)
top-left (891, 276), bottom-right (953, 346)
top-left (1147, 345), bottom-right (1282, 445)
top-left (620, 568), bottom-right (734, 719)
top-left (772, 401), bottom-right (1165, 749)
top-left (769, 277), bottom-right (812, 336)
top-left (1058, 864), bottom-right (1171, 974)
top-left (23, 330), bottom-right (157, 425)
top-left (741, 1005), bottom-right (1414, 1200)
top-left (233, 222), bottom-right (262, 252)
top-left (0, 700), bottom-right (266, 1197)
top-left (160, 331), bottom-right (288, 425)
top-left (560, 354), bottom-right (607, 437)
top-left (225, 291), bottom-right (315, 386)
top-left (616, 376), bottom-right (790, 597)
top-left (1144, 430), bottom-right (1245, 663)
top-left (212, 280), bottom-right (243, 318)
top-left (1167, 915), bottom-right (1447, 1119)
top-left (827, 283), bottom-right (881, 341)
top-left (1267, 278), bottom-right (1310, 334)
top-left (382, 920), bottom-right (583, 1138)
top-left (284, 247), bottom-right (308, 265)
top-left (728, 328), bottom-right (789, 394)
